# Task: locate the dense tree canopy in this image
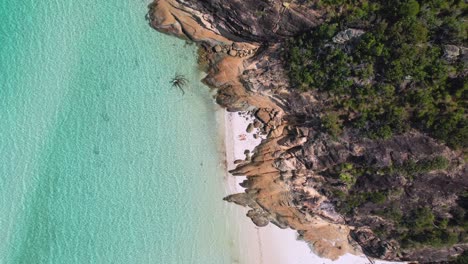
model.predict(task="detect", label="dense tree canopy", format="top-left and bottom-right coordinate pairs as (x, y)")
top-left (286, 0), bottom-right (467, 149)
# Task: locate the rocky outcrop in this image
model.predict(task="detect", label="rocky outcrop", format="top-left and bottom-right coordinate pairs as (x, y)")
top-left (282, 126), bottom-right (467, 262)
top-left (148, 0), bottom-right (467, 262)
top-left (225, 124), bottom-right (361, 259)
top-left (332, 28), bottom-right (365, 44)
top-left (443, 44), bottom-right (468, 63)
top-left (162, 0), bottom-right (324, 42)
top-left (352, 228), bottom-right (399, 259)
top-left (212, 43), bottom-right (258, 58)
top-left (402, 244), bottom-right (468, 263)
top-left (444, 45), bottom-right (462, 60)
top-left (148, 0), bottom-right (283, 112)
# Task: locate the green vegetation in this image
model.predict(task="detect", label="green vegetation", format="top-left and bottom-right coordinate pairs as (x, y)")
top-left (379, 156), bottom-right (451, 180)
top-left (321, 112), bottom-right (343, 138)
top-left (326, 156), bottom-right (467, 250)
top-left (286, 0), bottom-right (467, 149)
top-left (395, 206), bottom-right (464, 249)
top-left (341, 192), bottom-right (467, 249)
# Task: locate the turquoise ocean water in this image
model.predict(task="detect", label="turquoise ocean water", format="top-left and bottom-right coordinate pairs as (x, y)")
top-left (0, 0), bottom-right (241, 263)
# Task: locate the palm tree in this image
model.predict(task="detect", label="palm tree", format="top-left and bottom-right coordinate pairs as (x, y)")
top-left (171, 74), bottom-right (188, 95)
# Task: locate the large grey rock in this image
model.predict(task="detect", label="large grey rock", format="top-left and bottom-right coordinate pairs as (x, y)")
top-left (228, 49), bottom-right (238, 56)
top-left (246, 123), bottom-right (254, 133)
top-left (275, 156), bottom-right (303, 171)
top-left (247, 208), bottom-right (270, 227)
top-left (332, 28), bottom-right (365, 44)
top-left (278, 136), bottom-right (307, 148)
top-left (444, 45), bottom-right (460, 60)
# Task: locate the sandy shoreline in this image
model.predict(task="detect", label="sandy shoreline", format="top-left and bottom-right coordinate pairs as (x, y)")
top-left (222, 109), bottom-right (405, 264)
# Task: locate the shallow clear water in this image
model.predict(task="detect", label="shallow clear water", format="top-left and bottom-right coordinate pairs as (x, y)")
top-left (0, 0), bottom-right (240, 263)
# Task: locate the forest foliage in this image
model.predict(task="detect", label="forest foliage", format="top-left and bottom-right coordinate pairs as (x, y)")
top-left (286, 0), bottom-right (467, 149)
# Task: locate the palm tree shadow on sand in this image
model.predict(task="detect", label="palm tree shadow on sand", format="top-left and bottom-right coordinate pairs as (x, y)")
top-left (171, 74), bottom-right (188, 95)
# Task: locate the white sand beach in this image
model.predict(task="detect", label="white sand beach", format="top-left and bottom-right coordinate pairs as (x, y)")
top-left (222, 110), bottom-right (405, 264)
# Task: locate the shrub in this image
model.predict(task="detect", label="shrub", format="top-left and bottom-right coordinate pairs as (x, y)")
top-left (321, 113), bottom-right (343, 138)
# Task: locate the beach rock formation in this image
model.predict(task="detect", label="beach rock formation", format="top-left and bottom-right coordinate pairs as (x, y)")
top-left (155, 0), bottom-right (323, 42)
top-left (148, 0), bottom-right (467, 262)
